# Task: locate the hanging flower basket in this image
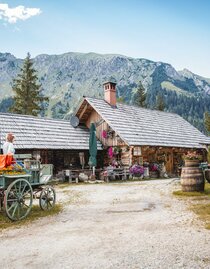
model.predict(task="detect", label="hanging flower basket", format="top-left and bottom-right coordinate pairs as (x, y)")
top-left (102, 130), bottom-right (107, 139)
top-left (108, 147), bottom-right (114, 158)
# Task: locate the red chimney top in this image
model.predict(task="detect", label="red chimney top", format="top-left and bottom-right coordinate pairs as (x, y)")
top-left (103, 81), bottom-right (117, 107)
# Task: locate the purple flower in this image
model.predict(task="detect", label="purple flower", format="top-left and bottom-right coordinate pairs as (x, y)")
top-left (129, 165), bottom-right (144, 175)
top-left (150, 164), bottom-right (159, 171)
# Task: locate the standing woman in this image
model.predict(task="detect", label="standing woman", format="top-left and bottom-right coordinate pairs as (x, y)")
top-left (3, 133), bottom-right (15, 155)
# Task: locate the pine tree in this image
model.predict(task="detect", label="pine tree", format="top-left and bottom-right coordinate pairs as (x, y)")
top-left (156, 93), bottom-right (165, 111)
top-left (117, 97), bottom-right (125, 103)
top-left (133, 81), bottom-right (147, 108)
top-left (204, 111), bottom-right (210, 134)
top-left (10, 53), bottom-right (48, 116)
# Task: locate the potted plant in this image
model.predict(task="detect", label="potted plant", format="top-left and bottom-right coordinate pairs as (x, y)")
top-left (149, 163), bottom-right (160, 178)
top-left (183, 151), bottom-right (202, 167)
top-left (129, 164), bottom-right (144, 179)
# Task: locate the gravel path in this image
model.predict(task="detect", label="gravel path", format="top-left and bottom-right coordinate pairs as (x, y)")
top-left (1, 179), bottom-right (210, 269)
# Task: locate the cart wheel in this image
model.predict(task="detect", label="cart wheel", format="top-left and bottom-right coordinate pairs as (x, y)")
top-left (39, 186), bottom-right (56, 210)
top-left (5, 178), bottom-right (33, 221)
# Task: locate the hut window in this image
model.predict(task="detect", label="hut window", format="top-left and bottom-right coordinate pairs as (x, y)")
top-left (133, 147), bottom-right (142, 156)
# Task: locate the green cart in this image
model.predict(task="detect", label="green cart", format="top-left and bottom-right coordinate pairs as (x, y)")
top-left (200, 162), bottom-right (210, 183)
top-left (0, 154), bottom-right (56, 221)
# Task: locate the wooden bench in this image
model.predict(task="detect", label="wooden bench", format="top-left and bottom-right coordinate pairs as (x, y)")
top-left (105, 167), bottom-right (130, 182)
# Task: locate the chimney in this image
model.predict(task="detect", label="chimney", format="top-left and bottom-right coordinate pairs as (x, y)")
top-left (103, 81), bottom-right (117, 107)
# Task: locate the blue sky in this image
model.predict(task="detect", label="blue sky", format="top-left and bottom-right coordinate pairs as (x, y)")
top-left (0, 0), bottom-right (210, 77)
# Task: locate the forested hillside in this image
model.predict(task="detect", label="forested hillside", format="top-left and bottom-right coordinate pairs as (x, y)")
top-left (0, 52), bottom-right (209, 132)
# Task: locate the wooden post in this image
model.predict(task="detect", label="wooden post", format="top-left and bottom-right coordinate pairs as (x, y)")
top-left (69, 170), bottom-right (72, 183)
top-left (170, 148), bottom-right (174, 174)
top-left (129, 146), bottom-right (133, 166)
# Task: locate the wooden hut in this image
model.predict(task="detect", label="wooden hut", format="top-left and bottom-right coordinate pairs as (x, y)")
top-left (75, 81), bottom-right (210, 176)
top-left (0, 113), bottom-right (102, 173)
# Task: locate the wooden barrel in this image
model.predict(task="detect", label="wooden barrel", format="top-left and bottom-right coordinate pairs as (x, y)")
top-left (181, 166), bottom-right (204, 192)
top-left (184, 159), bottom-right (200, 167)
top-left (204, 169), bottom-right (210, 183)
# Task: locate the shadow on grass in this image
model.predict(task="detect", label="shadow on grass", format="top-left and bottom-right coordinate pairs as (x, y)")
top-left (0, 204), bottom-right (62, 231)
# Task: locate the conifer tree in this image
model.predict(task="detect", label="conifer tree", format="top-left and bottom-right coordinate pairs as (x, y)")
top-left (156, 93), bottom-right (165, 111)
top-left (134, 81), bottom-right (147, 108)
top-left (10, 53), bottom-right (48, 116)
top-left (117, 96), bottom-right (125, 103)
top-left (204, 111), bottom-right (210, 134)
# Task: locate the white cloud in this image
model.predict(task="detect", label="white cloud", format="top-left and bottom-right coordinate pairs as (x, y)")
top-left (0, 3), bottom-right (41, 24)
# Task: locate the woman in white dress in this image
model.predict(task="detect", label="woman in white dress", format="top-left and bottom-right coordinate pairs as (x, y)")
top-left (3, 133), bottom-right (15, 155)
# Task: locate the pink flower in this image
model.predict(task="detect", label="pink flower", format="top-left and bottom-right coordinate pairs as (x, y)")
top-left (108, 147), bottom-right (114, 158)
top-left (102, 130), bottom-right (107, 139)
top-left (183, 151), bottom-right (202, 160)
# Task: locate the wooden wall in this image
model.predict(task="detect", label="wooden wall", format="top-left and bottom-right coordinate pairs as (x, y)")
top-left (86, 110), bottom-right (126, 148)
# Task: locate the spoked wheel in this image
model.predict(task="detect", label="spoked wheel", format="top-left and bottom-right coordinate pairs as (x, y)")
top-left (5, 178), bottom-right (33, 221)
top-left (39, 186), bottom-right (56, 210)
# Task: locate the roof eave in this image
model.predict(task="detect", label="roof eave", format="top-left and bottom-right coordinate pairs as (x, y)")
top-left (73, 96), bottom-right (86, 117)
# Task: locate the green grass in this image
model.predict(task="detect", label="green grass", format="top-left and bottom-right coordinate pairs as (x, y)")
top-left (173, 183), bottom-right (210, 197)
top-left (191, 203), bottom-right (210, 229)
top-left (161, 81), bottom-right (193, 96)
top-left (173, 190), bottom-right (206, 197)
top-left (173, 183), bottom-right (210, 229)
top-left (0, 204), bottom-right (62, 231)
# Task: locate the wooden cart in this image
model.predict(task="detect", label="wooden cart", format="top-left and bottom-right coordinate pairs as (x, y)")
top-left (0, 154), bottom-right (56, 221)
top-left (200, 162), bottom-right (210, 183)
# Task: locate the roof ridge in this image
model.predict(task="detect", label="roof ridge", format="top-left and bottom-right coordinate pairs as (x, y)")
top-left (85, 96), bottom-right (180, 117)
top-left (0, 112), bottom-right (71, 123)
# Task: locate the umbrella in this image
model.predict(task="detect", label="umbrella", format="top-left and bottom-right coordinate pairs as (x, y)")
top-left (89, 123), bottom-right (97, 176)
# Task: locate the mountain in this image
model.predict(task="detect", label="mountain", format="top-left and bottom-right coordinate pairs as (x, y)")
top-left (0, 52), bottom-right (210, 132)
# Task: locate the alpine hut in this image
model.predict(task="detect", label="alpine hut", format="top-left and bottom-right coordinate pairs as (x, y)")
top-left (75, 81), bottom-right (210, 176)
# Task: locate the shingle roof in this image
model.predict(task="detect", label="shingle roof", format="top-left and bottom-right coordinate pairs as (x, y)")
top-left (85, 97), bottom-right (210, 149)
top-left (0, 113), bottom-right (102, 150)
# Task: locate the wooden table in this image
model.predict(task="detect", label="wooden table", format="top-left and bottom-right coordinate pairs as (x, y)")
top-left (64, 169), bottom-right (102, 183)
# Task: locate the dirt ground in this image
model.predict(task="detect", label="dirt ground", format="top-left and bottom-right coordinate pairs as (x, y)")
top-left (1, 179), bottom-right (210, 269)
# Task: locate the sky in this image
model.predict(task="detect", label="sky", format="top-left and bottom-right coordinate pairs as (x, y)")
top-left (0, 0), bottom-right (210, 77)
